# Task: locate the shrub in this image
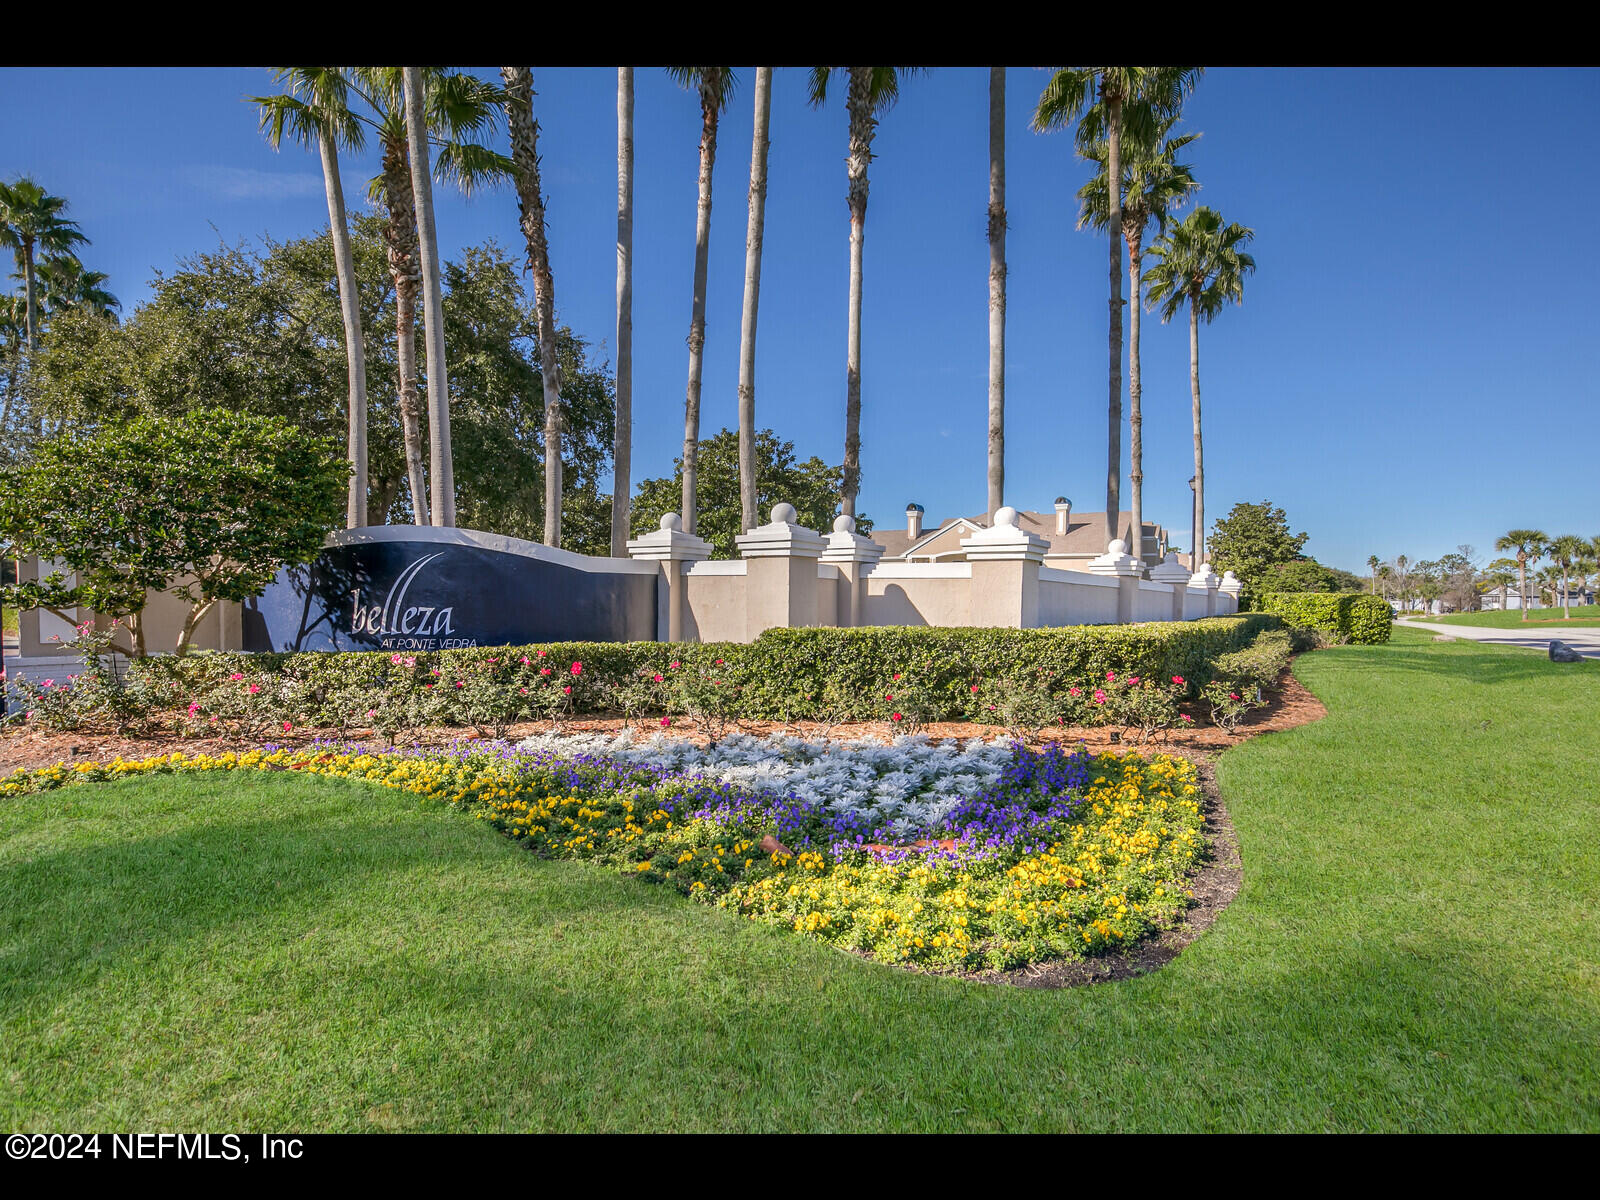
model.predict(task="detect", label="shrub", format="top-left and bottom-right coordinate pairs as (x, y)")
top-left (1257, 593), bottom-right (1392, 645)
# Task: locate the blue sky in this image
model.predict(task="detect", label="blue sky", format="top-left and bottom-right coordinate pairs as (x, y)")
top-left (3, 66), bottom-right (1597, 571)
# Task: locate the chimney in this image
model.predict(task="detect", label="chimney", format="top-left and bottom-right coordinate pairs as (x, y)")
top-left (905, 502), bottom-right (924, 541)
top-left (1054, 496), bottom-right (1072, 537)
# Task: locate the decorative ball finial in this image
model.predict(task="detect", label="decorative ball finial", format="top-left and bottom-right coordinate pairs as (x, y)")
top-left (994, 505), bottom-right (1018, 528)
top-left (832, 514), bottom-right (855, 534)
top-left (771, 502), bottom-right (798, 525)
top-left (1108, 538), bottom-right (1128, 555)
top-left (660, 512), bottom-right (682, 532)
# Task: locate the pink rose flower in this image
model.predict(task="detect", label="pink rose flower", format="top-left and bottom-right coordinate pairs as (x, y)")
top-left (570, 662), bottom-right (582, 676)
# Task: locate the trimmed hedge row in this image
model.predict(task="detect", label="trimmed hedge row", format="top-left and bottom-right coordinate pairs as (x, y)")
top-left (1257, 593), bottom-right (1392, 645)
top-left (129, 615), bottom-right (1282, 729)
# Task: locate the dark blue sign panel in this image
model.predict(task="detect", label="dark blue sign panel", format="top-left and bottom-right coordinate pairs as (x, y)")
top-left (243, 537), bottom-right (657, 652)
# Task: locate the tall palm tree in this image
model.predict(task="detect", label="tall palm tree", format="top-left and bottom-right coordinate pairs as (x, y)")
top-left (667, 67), bottom-right (735, 535)
top-left (1145, 206), bottom-right (1255, 566)
top-left (1494, 529), bottom-right (1548, 619)
top-left (32, 254), bottom-right (119, 320)
top-left (254, 69), bottom-right (370, 529)
top-left (1367, 554), bottom-right (1381, 595)
top-left (1033, 66), bottom-right (1201, 550)
top-left (987, 66), bottom-right (1007, 518)
top-left (346, 67), bottom-right (512, 526)
top-left (809, 66), bottom-right (921, 520)
top-left (611, 67), bottom-right (635, 557)
top-left (402, 67), bottom-right (454, 528)
top-left (1077, 111), bottom-right (1199, 562)
top-left (1547, 534), bottom-right (1587, 620)
top-left (736, 67), bottom-right (774, 534)
top-left (501, 66), bottom-right (570, 548)
top-left (0, 177), bottom-right (89, 354)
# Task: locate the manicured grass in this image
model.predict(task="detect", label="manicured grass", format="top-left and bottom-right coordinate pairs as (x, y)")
top-left (2, 605), bottom-right (16, 637)
top-left (1417, 608), bottom-right (1600, 629)
top-left (2, 627), bottom-right (1597, 1131)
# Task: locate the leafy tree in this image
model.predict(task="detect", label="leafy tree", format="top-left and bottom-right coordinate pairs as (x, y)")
top-left (0, 408), bottom-right (346, 655)
top-left (1482, 557), bottom-right (1519, 609)
top-left (26, 223), bottom-right (614, 543)
top-left (632, 428), bottom-right (871, 560)
top-left (1206, 500), bottom-right (1308, 608)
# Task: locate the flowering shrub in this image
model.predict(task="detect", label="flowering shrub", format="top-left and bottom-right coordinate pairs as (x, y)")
top-left (1, 733), bottom-right (1207, 972)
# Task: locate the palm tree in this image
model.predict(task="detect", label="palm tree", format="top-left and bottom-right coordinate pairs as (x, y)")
top-left (987, 66), bottom-right (1007, 518)
top-left (1145, 206), bottom-right (1255, 565)
top-left (346, 67), bottom-right (511, 526)
top-left (0, 177), bottom-right (89, 353)
top-left (737, 67), bottom-right (774, 533)
top-left (1033, 66), bottom-right (1201, 550)
top-left (809, 66), bottom-right (921, 520)
top-left (611, 67), bottom-right (636, 557)
top-left (501, 66), bottom-right (571, 548)
top-left (1367, 555), bottom-right (1380, 594)
top-left (1076, 110), bottom-right (1199, 561)
top-left (402, 67), bottom-right (454, 528)
top-left (667, 67), bottom-right (735, 535)
top-left (1547, 534), bottom-right (1587, 620)
top-left (1494, 530), bottom-right (1549, 619)
top-left (32, 255), bottom-right (119, 319)
top-left (254, 69), bottom-right (370, 529)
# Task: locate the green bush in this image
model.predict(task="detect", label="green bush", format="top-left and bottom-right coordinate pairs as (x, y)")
top-left (1257, 593), bottom-right (1392, 645)
top-left (90, 616), bottom-right (1279, 735)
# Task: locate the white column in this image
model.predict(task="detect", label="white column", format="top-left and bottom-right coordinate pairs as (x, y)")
top-left (1148, 551), bottom-right (1192, 622)
top-left (819, 514), bottom-right (884, 627)
top-left (960, 506), bottom-right (1048, 628)
top-left (626, 513), bottom-right (713, 642)
top-left (1087, 538), bottom-right (1143, 623)
top-left (735, 502), bottom-right (827, 640)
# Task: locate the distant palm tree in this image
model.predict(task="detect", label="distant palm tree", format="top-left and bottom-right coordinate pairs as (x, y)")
top-left (254, 69), bottom-right (370, 529)
top-left (737, 67), bottom-right (774, 533)
top-left (1033, 66), bottom-right (1201, 550)
top-left (501, 66), bottom-right (571, 548)
top-left (346, 67), bottom-right (512, 525)
top-left (987, 66), bottom-right (1007, 518)
top-left (809, 66), bottom-right (922, 520)
top-left (31, 254), bottom-right (119, 320)
top-left (667, 67), bottom-right (736, 535)
top-left (1077, 110), bottom-right (1199, 561)
top-left (612, 67), bottom-right (636, 556)
top-left (1547, 534), bottom-right (1588, 620)
top-left (1145, 206), bottom-right (1255, 565)
top-left (1494, 529), bottom-right (1548, 620)
top-left (0, 177), bottom-right (89, 353)
top-left (1367, 554), bottom-right (1380, 594)
top-left (402, 67), bottom-right (455, 527)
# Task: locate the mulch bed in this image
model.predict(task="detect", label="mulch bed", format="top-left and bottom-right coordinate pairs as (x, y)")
top-left (0, 663), bottom-right (1328, 991)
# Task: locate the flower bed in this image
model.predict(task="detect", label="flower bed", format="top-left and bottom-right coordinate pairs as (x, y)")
top-left (1, 730), bottom-right (1206, 973)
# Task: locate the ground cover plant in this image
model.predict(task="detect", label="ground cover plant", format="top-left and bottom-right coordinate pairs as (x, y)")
top-left (1, 734), bottom-right (1204, 972)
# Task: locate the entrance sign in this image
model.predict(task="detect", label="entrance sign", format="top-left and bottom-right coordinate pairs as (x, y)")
top-left (244, 527), bottom-right (657, 652)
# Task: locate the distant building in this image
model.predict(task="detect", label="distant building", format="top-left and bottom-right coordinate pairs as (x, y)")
top-left (872, 498), bottom-right (1172, 568)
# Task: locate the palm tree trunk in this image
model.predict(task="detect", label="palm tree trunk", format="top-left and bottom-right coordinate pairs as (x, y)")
top-left (737, 67), bottom-right (773, 534)
top-left (1562, 564), bottom-right (1572, 620)
top-left (22, 241), bottom-right (37, 354)
top-left (841, 67), bottom-right (874, 520)
top-left (317, 131), bottom-right (369, 529)
top-left (1189, 294), bottom-right (1204, 564)
top-left (986, 66), bottom-right (1006, 519)
top-left (611, 67), bottom-right (635, 556)
top-left (681, 74), bottom-right (721, 535)
top-left (1127, 227), bottom-right (1145, 565)
top-left (1518, 553), bottom-right (1529, 619)
top-left (501, 67), bottom-right (566, 548)
top-left (1103, 93), bottom-right (1124, 551)
top-left (381, 150), bottom-right (428, 524)
top-left (402, 67), bottom-right (455, 528)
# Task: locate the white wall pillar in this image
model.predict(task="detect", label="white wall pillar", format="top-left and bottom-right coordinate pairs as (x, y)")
top-left (1148, 552), bottom-right (1192, 622)
top-left (1189, 564), bottom-right (1221, 617)
top-left (735, 502), bottom-right (827, 641)
top-left (1218, 570), bottom-right (1243, 614)
top-left (960, 506), bottom-right (1048, 628)
top-left (819, 514), bottom-right (884, 627)
top-left (626, 513), bottom-right (713, 641)
top-left (1087, 538), bottom-right (1144, 623)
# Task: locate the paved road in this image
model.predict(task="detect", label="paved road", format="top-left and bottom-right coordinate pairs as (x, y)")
top-left (1397, 618), bottom-right (1600, 660)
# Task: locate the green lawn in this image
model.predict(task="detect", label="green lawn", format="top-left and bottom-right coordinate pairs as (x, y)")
top-left (2, 605), bottom-right (16, 637)
top-left (1415, 608), bottom-right (1600, 629)
top-left (2, 627), bottom-right (1597, 1131)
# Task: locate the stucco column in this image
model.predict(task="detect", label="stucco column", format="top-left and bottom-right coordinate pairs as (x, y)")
top-left (1218, 570), bottom-right (1243, 614)
top-left (819, 514), bottom-right (884, 627)
top-left (1087, 538), bottom-right (1143, 623)
top-left (1148, 552), bottom-right (1192, 622)
top-left (1189, 564), bottom-right (1221, 618)
top-left (626, 513), bottom-right (713, 642)
top-left (960, 506), bottom-right (1048, 628)
top-left (734, 502), bottom-right (827, 641)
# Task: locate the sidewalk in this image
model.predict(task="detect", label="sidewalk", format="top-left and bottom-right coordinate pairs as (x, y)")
top-left (1397, 618), bottom-right (1600, 660)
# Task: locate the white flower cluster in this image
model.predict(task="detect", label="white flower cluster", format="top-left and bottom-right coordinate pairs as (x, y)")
top-left (515, 728), bottom-right (1014, 838)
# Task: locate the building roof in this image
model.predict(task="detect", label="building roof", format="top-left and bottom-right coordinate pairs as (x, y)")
top-left (876, 509), bottom-right (1170, 561)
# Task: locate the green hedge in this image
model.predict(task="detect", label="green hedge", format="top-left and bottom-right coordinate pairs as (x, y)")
top-left (127, 615), bottom-right (1282, 729)
top-left (1257, 592), bottom-right (1392, 645)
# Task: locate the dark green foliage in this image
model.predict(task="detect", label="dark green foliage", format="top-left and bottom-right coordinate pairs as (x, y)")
top-left (1207, 500), bottom-right (1309, 608)
top-left (1258, 593), bottom-right (1392, 645)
